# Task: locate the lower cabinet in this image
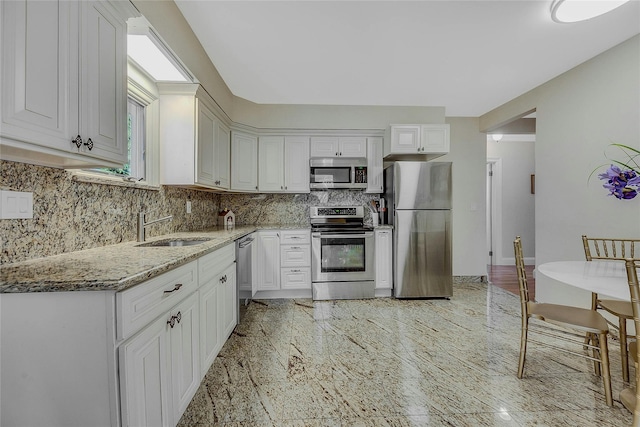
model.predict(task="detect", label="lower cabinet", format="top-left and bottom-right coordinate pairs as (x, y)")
top-left (257, 229), bottom-right (311, 292)
top-left (120, 242), bottom-right (236, 427)
top-left (119, 291), bottom-right (200, 427)
top-left (375, 228), bottom-right (393, 291)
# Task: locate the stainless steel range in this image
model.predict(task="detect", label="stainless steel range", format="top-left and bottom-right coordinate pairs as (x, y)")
top-left (310, 206), bottom-right (375, 300)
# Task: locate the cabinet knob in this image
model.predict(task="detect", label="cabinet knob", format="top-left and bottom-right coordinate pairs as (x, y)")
top-left (71, 135), bottom-right (83, 149)
top-left (281, 186), bottom-right (284, 190)
top-left (215, 180), bottom-right (221, 185)
top-left (335, 152), bottom-right (338, 156)
top-left (285, 186), bottom-right (287, 190)
top-left (167, 316), bottom-right (176, 328)
top-left (175, 311), bottom-right (182, 324)
top-left (255, 186), bottom-right (258, 190)
top-left (84, 138), bottom-right (93, 151)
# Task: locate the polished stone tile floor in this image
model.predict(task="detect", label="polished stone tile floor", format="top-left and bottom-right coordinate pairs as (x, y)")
top-left (178, 283), bottom-right (633, 426)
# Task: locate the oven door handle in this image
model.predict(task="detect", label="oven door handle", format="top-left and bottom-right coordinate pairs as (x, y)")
top-left (312, 232), bottom-right (374, 239)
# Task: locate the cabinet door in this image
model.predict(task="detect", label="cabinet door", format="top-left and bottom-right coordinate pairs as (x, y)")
top-left (256, 231), bottom-right (280, 290)
top-left (375, 229), bottom-right (392, 290)
top-left (339, 137), bottom-right (367, 157)
top-left (220, 265), bottom-right (237, 339)
top-left (199, 278), bottom-right (222, 378)
top-left (366, 137), bottom-right (383, 193)
top-left (1, 0), bottom-right (78, 152)
top-left (390, 125), bottom-right (421, 154)
top-left (79, 0), bottom-right (127, 163)
top-left (231, 132), bottom-right (258, 191)
top-left (119, 313), bottom-right (172, 427)
top-left (421, 124), bottom-right (450, 154)
top-left (310, 137), bottom-right (338, 157)
top-left (284, 136), bottom-right (310, 192)
top-left (169, 292), bottom-right (200, 425)
top-left (258, 136), bottom-right (285, 191)
top-left (215, 122), bottom-right (230, 188)
top-left (195, 100), bottom-right (216, 186)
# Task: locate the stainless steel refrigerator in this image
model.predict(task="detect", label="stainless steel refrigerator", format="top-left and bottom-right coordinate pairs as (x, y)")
top-left (383, 161), bottom-right (452, 298)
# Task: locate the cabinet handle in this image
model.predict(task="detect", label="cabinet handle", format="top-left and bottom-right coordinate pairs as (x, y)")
top-left (167, 316), bottom-right (176, 328)
top-left (215, 180), bottom-right (221, 185)
top-left (84, 138), bottom-right (93, 151)
top-left (284, 186), bottom-right (287, 190)
top-left (277, 233), bottom-right (280, 238)
top-left (175, 311), bottom-right (182, 324)
top-left (163, 283), bottom-right (183, 294)
top-left (71, 135), bottom-right (83, 149)
top-left (255, 186), bottom-right (258, 190)
top-left (291, 246), bottom-right (301, 249)
top-left (223, 274), bottom-right (227, 283)
top-left (335, 152), bottom-right (339, 156)
top-left (281, 186), bottom-right (284, 190)
top-left (291, 269), bottom-right (301, 272)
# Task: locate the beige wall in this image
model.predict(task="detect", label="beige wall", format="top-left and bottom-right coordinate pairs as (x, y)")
top-left (480, 35), bottom-right (640, 305)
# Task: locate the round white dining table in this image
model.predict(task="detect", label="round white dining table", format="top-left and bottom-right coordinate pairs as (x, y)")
top-left (536, 260), bottom-right (630, 301)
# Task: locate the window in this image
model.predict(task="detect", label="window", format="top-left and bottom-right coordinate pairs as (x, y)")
top-left (127, 97), bottom-right (146, 180)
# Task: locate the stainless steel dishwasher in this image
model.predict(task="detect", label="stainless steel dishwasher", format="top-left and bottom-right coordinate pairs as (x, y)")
top-left (235, 233), bottom-right (255, 324)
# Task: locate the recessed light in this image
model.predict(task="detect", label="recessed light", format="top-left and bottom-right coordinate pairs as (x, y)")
top-left (550, 0), bottom-right (631, 23)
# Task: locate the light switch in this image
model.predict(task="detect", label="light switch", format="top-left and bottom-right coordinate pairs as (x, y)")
top-left (1, 190), bottom-right (33, 219)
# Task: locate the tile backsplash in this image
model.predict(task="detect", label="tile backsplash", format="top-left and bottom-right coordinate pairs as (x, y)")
top-left (2, 160), bottom-right (380, 264)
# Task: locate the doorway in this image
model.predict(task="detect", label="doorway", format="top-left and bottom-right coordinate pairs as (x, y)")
top-left (486, 134), bottom-right (536, 296)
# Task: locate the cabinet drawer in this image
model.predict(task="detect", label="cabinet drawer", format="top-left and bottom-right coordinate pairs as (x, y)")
top-left (116, 262), bottom-right (198, 340)
top-left (281, 267), bottom-right (311, 290)
top-left (280, 244), bottom-right (311, 267)
top-left (198, 243), bottom-right (235, 284)
top-left (280, 230), bottom-right (310, 245)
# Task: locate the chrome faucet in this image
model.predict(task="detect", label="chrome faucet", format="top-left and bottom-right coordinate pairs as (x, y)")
top-left (137, 212), bottom-right (173, 242)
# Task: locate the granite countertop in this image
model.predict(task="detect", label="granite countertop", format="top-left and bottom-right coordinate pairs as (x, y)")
top-left (1, 224), bottom-right (309, 294)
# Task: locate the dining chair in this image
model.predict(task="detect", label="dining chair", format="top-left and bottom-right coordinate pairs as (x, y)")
top-left (620, 258), bottom-right (640, 426)
top-left (582, 235), bottom-right (640, 383)
top-left (514, 236), bottom-right (613, 406)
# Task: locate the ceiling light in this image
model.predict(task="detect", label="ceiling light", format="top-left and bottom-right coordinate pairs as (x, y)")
top-left (550, 0), bottom-right (631, 23)
top-left (491, 134), bottom-right (503, 142)
top-left (128, 34), bottom-right (189, 82)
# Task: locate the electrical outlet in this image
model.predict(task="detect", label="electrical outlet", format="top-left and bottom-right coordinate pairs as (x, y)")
top-left (186, 200), bottom-right (192, 214)
top-left (1, 190), bottom-right (33, 219)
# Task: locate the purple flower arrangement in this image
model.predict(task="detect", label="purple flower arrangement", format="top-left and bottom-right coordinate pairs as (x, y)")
top-left (596, 144), bottom-right (640, 200)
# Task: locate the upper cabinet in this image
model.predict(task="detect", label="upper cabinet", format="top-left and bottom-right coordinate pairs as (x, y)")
top-left (366, 137), bottom-right (384, 193)
top-left (231, 131), bottom-right (258, 192)
top-left (258, 136), bottom-right (310, 193)
top-left (159, 84), bottom-right (230, 191)
top-left (385, 124), bottom-right (450, 158)
top-left (0, 0), bottom-right (135, 168)
top-left (310, 136), bottom-right (367, 158)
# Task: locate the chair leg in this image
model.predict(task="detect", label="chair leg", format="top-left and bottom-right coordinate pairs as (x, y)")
top-left (598, 332), bottom-right (613, 407)
top-left (591, 333), bottom-right (601, 376)
top-left (518, 318), bottom-right (529, 379)
top-left (620, 318), bottom-right (629, 383)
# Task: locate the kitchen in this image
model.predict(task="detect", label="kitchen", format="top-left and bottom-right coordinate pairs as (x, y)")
top-left (1, 1), bottom-right (639, 426)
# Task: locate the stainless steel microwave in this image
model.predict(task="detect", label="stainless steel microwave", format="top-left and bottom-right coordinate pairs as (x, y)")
top-left (309, 158), bottom-right (367, 189)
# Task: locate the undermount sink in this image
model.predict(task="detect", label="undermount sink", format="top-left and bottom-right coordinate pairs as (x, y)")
top-left (136, 238), bottom-right (211, 247)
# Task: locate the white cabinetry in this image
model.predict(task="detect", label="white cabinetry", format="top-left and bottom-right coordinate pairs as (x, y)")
top-left (280, 230), bottom-right (311, 290)
top-left (159, 84), bottom-right (230, 190)
top-left (256, 231), bottom-right (281, 290)
top-left (256, 230), bottom-right (311, 291)
top-left (198, 244), bottom-right (236, 378)
top-left (118, 261), bottom-right (201, 427)
top-left (375, 228), bottom-right (393, 292)
top-left (310, 136), bottom-right (367, 158)
top-left (258, 136), bottom-right (310, 193)
top-left (0, 0), bottom-right (134, 168)
top-left (386, 124), bottom-right (450, 157)
top-left (231, 132), bottom-right (258, 192)
top-left (366, 137), bottom-right (384, 193)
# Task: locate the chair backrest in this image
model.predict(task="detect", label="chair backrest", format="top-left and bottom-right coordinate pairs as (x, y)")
top-left (514, 236), bottom-right (530, 315)
top-left (624, 258), bottom-right (640, 423)
top-left (582, 235), bottom-right (640, 261)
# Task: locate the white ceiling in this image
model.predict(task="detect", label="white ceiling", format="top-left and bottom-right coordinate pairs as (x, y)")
top-left (174, 0), bottom-right (640, 117)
